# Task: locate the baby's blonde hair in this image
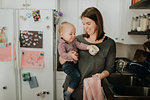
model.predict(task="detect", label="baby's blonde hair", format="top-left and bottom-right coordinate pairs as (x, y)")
top-left (59, 22), bottom-right (76, 34)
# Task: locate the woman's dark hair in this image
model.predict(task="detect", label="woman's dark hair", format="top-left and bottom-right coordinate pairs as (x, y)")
top-left (81, 7), bottom-right (105, 40)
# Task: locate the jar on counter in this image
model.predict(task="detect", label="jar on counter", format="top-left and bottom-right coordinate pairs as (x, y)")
top-left (147, 13), bottom-right (150, 31)
top-left (140, 14), bottom-right (149, 32)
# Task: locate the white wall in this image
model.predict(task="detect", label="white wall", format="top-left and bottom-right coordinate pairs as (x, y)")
top-left (116, 43), bottom-right (144, 60)
top-left (0, 0), bottom-right (2, 8)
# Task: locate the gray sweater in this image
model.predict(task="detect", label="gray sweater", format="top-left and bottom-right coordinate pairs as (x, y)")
top-left (63, 35), bottom-right (116, 100)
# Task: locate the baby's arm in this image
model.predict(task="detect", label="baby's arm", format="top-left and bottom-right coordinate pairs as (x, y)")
top-left (58, 43), bottom-right (73, 60)
top-left (59, 51), bottom-right (78, 64)
top-left (74, 39), bottom-right (99, 55)
top-left (74, 39), bottom-right (90, 50)
top-left (74, 39), bottom-right (96, 50)
top-left (58, 43), bottom-right (78, 61)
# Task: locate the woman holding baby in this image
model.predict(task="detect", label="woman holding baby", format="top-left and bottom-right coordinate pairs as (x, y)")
top-left (60, 7), bottom-right (116, 100)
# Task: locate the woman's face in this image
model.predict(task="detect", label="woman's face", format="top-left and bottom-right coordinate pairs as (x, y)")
top-left (82, 17), bottom-right (97, 35)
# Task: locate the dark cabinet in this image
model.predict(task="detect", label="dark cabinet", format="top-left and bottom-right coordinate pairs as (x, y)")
top-left (129, 0), bottom-right (150, 9)
top-left (128, 31), bottom-right (150, 35)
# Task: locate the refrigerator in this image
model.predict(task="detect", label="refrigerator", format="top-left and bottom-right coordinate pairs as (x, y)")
top-left (0, 9), bottom-right (56, 100)
top-left (0, 9), bottom-right (17, 100)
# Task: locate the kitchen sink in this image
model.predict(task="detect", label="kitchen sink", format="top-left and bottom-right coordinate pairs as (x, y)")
top-left (111, 85), bottom-right (150, 96)
top-left (107, 73), bottom-right (150, 87)
top-left (103, 73), bottom-right (150, 100)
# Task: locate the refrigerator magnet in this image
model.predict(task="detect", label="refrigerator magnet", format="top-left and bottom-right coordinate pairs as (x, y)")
top-left (32, 10), bottom-right (41, 22)
top-left (46, 25), bottom-right (50, 29)
top-left (26, 13), bottom-right (32, 18)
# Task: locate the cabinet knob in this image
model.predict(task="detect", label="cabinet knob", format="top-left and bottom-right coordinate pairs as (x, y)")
top-left (121, 38), bottom-right (124, 41)
top-left (37, 93), bottom-right (40, 96)
top-left (22, 4), bottom-right (26, 7)
top-left (26, 4), bottom-right (30, 7)
top-left (22, 4), bottom-right (30, 7)
top-left (115, 38), bottom-right (118, 40)
top-left (3, 86), bottom-right (7, 90)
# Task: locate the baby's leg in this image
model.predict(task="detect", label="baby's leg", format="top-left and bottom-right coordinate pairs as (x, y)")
top-left (62, 62), bottom-right (81, 100)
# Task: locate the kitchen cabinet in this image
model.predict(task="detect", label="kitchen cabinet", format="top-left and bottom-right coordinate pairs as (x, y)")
top-left (98, 0), bottom-right (122, 43)
top-left (56, 71), bottom-right (66, 100)
top-left (78, 0), bottom-right (98, 35)
top-left (59, 0), bottom-right (98, 36)
top-left (59, 0), bottom-right (78, 35)
top-left (1, 0), bottom-right (56, 9)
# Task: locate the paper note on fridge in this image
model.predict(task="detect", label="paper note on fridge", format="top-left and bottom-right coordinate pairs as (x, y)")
top-left (21, 50), bottom-right (44, 68)
top-left (0, 45), bottom-right (12, 61)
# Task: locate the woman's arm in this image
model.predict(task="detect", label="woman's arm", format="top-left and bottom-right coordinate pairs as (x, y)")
top-left (92, 39), bottom-right (116, 80)
top-left (92, 70), bottom-right (109, 80)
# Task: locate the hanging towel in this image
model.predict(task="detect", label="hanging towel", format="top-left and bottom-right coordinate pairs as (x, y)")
top-left (83, 77), bottom-right (104, 100)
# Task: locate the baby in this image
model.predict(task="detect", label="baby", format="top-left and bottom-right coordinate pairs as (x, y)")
top-left (58, 22), bottom-right (99, 100)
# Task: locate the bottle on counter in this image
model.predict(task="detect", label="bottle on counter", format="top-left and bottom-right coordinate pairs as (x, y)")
top-left (131, 16), bottom-right (137, 31)
top-left (137, 15), bottom-right (142, 32)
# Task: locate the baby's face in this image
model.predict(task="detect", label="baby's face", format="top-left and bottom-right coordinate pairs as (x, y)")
top-left (61, 25), bottom-right (76, 43)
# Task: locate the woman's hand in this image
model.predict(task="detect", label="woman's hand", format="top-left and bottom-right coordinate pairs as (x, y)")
top-left (92, 73), bottom-right (104, 80)
top-left (92, 70), bottom-right (109, 80)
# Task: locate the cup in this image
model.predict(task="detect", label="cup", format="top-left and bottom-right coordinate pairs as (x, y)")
top-left (89, 45), bottom-right (99, 55)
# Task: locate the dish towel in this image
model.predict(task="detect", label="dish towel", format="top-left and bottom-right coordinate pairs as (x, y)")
top-left (83, 77), bottom-right (104, 100)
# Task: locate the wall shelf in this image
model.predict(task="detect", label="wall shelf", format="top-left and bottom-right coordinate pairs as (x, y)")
top-left (128, 31), bottom-right (150, 35)
top-left (129, 0), bottom-right (150, 9)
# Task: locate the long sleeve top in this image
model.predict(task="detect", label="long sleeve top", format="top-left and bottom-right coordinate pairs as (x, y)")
top-left (63, 35), bottom-right (116, 100)
top-left (58, 38), bottom-right (88, 60)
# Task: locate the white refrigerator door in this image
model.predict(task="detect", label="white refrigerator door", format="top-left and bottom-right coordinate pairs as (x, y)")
top-left (0, 9), bottom-right (17, 100)
top-left (18, 9), bottom-right (54, 100)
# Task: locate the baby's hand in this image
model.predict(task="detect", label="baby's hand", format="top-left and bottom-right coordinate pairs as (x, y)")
top-left (70, 51), bottom-right (78, 57)
top-left (69, 51), bottom-right (78, 61)
top-left (71, 53), bottom-right (78, 61)
top-left (87, 45), bottom-right (92, 50)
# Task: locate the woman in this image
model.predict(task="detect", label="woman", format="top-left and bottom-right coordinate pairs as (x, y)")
top-left (60, 7), bottom-right (116, 100)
